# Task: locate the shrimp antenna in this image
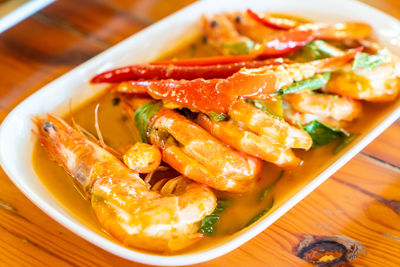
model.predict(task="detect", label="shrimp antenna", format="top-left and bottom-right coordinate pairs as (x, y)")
top-left (69, 98), bottom-right (82, 134)
top-left (94, 103), bottom-right (106, 148)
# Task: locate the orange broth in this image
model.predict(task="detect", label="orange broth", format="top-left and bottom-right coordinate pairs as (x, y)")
top-left (32, 36), bottom-right (396, 254)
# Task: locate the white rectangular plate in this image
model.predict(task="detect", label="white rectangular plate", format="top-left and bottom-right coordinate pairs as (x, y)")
top-left (1, 0), bottom-right (400, 265)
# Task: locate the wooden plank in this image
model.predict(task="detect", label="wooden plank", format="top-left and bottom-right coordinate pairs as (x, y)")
top-left (362, 122), bottom-right (400, 168)
top-left (0, 0), bottom-right (399, 266)
top-left (358, 0), bottom-right (400, 18)
top-left (95, 0), bottom-right (197, 22)
top-left (0, 109), bottom-right (7, 123)
top-left (39, 0), bottom-right (148, 45)
top-left (0, 16), bottom-right (105, 110)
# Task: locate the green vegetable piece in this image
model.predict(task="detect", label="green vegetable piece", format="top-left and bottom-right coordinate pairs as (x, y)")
top-left (303, 120), bottom-right (349, 147)
top-left (212, 207), bottom-right (225, 214)
top-left (333, 134), bottom-right (358, 154)
top-left (352, 52), bottom-right (385, 70)
top-left (198, 199), bottom-right (232, 236)
top-left (259, 171), bottom-right (284, 201)
top-left (246, 98), bottom-right (283, 120)
top-left (198, 214), bottom-right (220, 236)
top-left (134, 101), bottom-right (163, 143)
top-left (244, 198), bottom-right (274, 228)
top-left (209, 111), bottom-right (228, 122)
top-left (297, 40), bottom-right (342, 61)
top-left (274, 72), bottom-right (331, 96)
top-left (217, 200), bottom-right (232, 208)
top-left (213, 200), bottom-right (232, 215)
top-left (223, 40), bottom-right (255, 55)
top-left (296, 120), bottom-right (305, 130)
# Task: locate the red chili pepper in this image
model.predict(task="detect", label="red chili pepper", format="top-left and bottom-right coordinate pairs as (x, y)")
top-left (254, 29), bottom-right (315, 58)
top-left (246, 9), bottom-right (297, 30)
top-left (245, 9), bottom-right (371, 57)
top-left (91, 58), bottom-right (290, 83)
top-left (311, 46), bottom-right (364, 70)
top-left (150, 55), bottom-right (255, 66)
top-left (253, 24), bottom-right (370, 58)
top-left (114, 50), bottom-right (360, 114)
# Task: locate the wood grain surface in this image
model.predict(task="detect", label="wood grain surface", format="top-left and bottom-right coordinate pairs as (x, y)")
top-left (0, 0), bottom-right (399, 266)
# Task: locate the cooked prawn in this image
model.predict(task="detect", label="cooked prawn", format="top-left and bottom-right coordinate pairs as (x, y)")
top-left (35, 114), bottom-right (217, 252)
top-left (149, 108), bottom-right (263, 193)
top-left (283, 104), bottom-right (348, 130)
top-left (283, 90), bottom-right (362, 121)
top-left (123, 142), bottom-right (161, 173)
top-left (225, 12), bottom-right (277, 43)
top-left (198, 99), bottom-right (312, 169)
top-left (202, 14), bottom-right (254, 55)
top-left (325, 49), bottom-right (400, 102)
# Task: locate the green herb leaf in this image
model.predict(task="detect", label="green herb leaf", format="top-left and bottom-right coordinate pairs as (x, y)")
top-left (303, 120), bottom-right (349, 147)
top-left (274, 72), bottom-right (331, 96)
top-left (244, 198), bottom-right (274, 228)
top-left (333, 134), bottom-right (357, 154)
top-left (259, 171), bottom-right (284, 201)
top-left (134, 101), bottom-right (163, 143)
top-left (209, 111), bottom-right (228, 122)
top-left (198, 214), bottom-right (220, 236)
top-left (198, 199), bottom-right (232, 236)
top-left (213, 200), bottom-right (232, 215)
top-left (223, 40), bottom-right (255, 55)
top-left (352, 52), bottom-right (385, 70)
top-left (296, 120), bottom-right (305, 130)
top-left (246, 98), bottom-right (283, 119)
top-left (296, 40), bottom-right (342, 61)
top-left (217, 200), bottom-right (232, 208)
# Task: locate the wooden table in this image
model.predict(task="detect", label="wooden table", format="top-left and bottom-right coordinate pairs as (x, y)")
top-left (0, 0), bottom-right (399, 266)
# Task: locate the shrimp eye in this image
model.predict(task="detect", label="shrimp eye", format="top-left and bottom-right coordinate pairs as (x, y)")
top-left (43, 121), bottom-right (55, 132)
top-left (235, 16), bottom-right (242, 23)
top-left (112, 97), bottom-right (121, 106)
top-left (210, 20), bottom-right (218, 28)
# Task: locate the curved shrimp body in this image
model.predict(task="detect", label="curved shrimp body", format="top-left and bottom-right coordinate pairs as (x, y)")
top-left (283, 104), bottom-right (347, 130)
top-left (149, 108), bottom-right (263, 193)
top-left (35, 114), bottom-right (217, 252)
top-left (198, 100), bottom-right (312, 169)
top-left (326, 51), bottom-right (400, 102)
top-left (225, 12), bottom-right (277, 43)
top-left (202, 14), bottom-right (254, 55)
top-left (283, 90), bottom-right (362, 121)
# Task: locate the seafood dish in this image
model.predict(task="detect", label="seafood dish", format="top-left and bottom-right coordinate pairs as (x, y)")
top-left (32, 9), bottom-right (399, 254)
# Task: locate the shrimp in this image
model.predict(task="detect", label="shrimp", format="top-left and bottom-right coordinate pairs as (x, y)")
top-left (225, 12), bottom-right (278, 43)
top-left (148, 108), bottom-right (263, 193)
top-left (123, 142), bottom-right (161, 174)
top-left (325, 49), bottom-right (400, 102)
top-left (202, 14), bottom-right (254, 55)
top-left (283, 90), bottom-right (362, 121)
top-left (198, 99), bottom-right (312, 169)
top-left (283, 104), bottom-right (348, 130)
top-left (35, 114), bottom-right (217, 252)
top-left (122, 97), bottom-right (263, 192)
